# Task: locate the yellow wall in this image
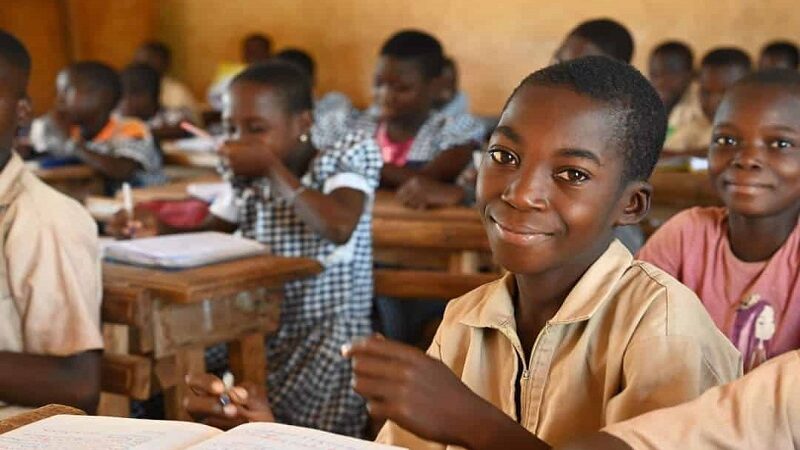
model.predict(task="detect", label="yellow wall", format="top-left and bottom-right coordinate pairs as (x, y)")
top-left (158, 0), bottom-right (800, 116)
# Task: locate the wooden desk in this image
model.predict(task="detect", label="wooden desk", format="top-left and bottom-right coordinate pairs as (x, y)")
top-left (0, 405), bottom-right (85, 434)
top-left (161, 141), bottom-right (220, 169)
top-left (372, 191), bottom-right (489, 273)
top-left (650, 170), bottom-right (721, 209)
top-left (100, 255), bottom-right (322, 420)
top-left (32, 164), bottom-right (103, 202)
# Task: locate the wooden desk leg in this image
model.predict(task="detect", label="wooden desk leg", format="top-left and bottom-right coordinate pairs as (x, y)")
top-left (98, 323), bottom-right (130, 417)
top-left (164, 345), bottom-right (206, 421)
top-left (449, 251), bottom-right (480, 274)
top-left (229, 332), bottom-right (266, 387)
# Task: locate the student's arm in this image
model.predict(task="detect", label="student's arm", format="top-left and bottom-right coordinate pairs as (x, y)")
top-left (0, 351), bottom-right (100, 413)
top-left (106, 206), bottom-right (237, 239)
top-left (222, 138), bottom-right (369, 245)
top-left (381, 144), bottom-right (473, 189)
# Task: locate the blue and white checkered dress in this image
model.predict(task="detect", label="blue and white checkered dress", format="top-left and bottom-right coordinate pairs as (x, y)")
top-left (222, 131), bottom-right (382, 437)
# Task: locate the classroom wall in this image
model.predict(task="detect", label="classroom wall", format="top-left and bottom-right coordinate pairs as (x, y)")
top-left (158, 0), bottom-right (800, 116)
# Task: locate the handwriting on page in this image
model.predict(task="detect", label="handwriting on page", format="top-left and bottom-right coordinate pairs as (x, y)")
top-left (0, 428), bottom-right (167, 449)
top-left (189, 422), bottom-right (404, 450)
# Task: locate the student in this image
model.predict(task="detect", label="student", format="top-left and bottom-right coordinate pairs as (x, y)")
top-left (553, 18), bottom-right (634, 63)
top-left (648, 41), bottom-right (695, 116)
top-left (273, 48), bottom-right (353, 126)
top-left (207, 33), bottom-right (273, 111)
top-left (665, 48), bottom-right (751, 156)
top-left (0, 30), bottom-right (102, 417)
top-left (118, 63), bottom-right (191, 141)
top-left (315, 30), bottom-right (486, 209)
top-left (133, 40), bottom-right (199, 121)
top-left (28, 67), bottom-right (71, 157)
top-left (758, 40), bottom-right (799, 70)
top-left (184, 57), bottom-right (742, 447)
top-left (639, 69), bottom-right (800, 373)
top-left (111, 61), bottom-right (382, 436)
top-left (436, 56), bottom-right (470, 117)
top-left (58, 61), bottom-right (165, 191)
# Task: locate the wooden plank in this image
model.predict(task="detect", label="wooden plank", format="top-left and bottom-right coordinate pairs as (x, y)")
top-left (33, 164), bottom-right (97, 182)
top-left (101, 285), bottom-right (151, 327)
top-left (373, 190), bottom-right (481, 223)
top-left (0, 405), bottom-right (85, 434)
top-left (103, 255), bottom-right (321, 304)
top-left (98, 323), bottom-right (130, 417)
top-left (152, 290), bottom-right (282, 358)
top-left (163, 345), bottom-right (205, 421)
top-left (372, 217), bottom-right (489, 252)
top-left (101, 354), bottom-right (152, 401)
top-left (229, 333), bottom-right (267, 387)
top-left (650, 170), bottom-right (721, 208)
top-left (374, 269), bottom-right (499, 300)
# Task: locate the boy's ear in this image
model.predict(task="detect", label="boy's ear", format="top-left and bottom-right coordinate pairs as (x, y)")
top-left (16, 96), bottom-right (31, 126)
top-left (294, 110), bottom-right (313, 138)
top-left (615, 180), bottom-right (652, 227)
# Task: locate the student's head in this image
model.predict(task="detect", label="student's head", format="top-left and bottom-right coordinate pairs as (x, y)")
top-left (274, 48), bottom-right (315, 85)
top-left (759, 41), bottom-right (799, 71)
top-left (554, 18), bottom-right (634, 64)
top-left (699, 48), bottom-right (752, 122)
top-left (478, 56), bottom-right (665, 274)
top-left (242, 33), bottom-right (272, 65)
top-left (648, 41), bottom-right (694, 110)
top-left (224, 61), bottom-right (313, 164)
top-left (61, 61), bottom-right (121, 127)
top-left (0, 30), bottom-right (31, 153)
top-left (435, 56), bottom-right (458, 108)
top-left (133, 41), bottom-right (171, 76)
top-left (374, 29), bottom-right (445, 122)
top-left (119, 63), bottom-right (161, 121)
top-left (709, 69), bottom-right (800, 219)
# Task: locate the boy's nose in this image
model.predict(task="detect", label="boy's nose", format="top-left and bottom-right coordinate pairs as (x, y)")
top-left (732, 144), bottom-right (764, 170)
top-left (501, 169), bottom-right (551, 211)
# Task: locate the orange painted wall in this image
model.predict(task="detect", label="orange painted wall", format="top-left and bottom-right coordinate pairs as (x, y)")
top-left (158, 0), bottom-right (800, 116)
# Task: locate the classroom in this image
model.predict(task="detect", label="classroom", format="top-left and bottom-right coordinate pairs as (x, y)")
top-left (0, 0), bottom-right (798, 448)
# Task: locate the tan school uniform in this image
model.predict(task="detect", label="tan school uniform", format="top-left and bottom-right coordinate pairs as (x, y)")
top-left (663, 83), bottom-right (713, 153)
top-left (604, 350), bottom-right (800, 450)
top-left (376, 240), bottom-right (742, 449)
top-left (0, 153), bottom-right (102, 417)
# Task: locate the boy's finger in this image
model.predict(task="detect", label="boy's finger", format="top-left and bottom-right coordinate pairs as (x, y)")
top-left (183, 393), bottom-right (226, 418)
top-left (351, 373), bottom-right (394, 401)
top-left (185, 373), bottom-right (225, 396)
top-left (351, 353), bottom-right (407, 380)
top-left (347, 336), bottom-right (424, 363)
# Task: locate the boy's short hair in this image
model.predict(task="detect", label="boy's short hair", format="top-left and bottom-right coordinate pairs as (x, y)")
top-left (231, 61), bottom-right (312, 114)
top-left (701, 48), bottom-right (752, 71)
top-left (761, 41), bottom-right (800, 69)
top-left (735, 68), bottom-right (800, 91)
top-left (274, 48), bottom-right (315, 79)
top-left (69, 61), bottom-right (122, 109)
top-left (380, 30), bottom-right (445, 79)
top-left (121, 63), bottom-right (161, 102)
top-left (0, 30), bottom-right (31, 92)
top-left (507, 56), bottom-right (666, 182)
top-left (139, 41), bottom-right (171, 63)
top-left (570, 19), bottom-right (634, 63)
top-left (652, 41), bottom-right (694, 71)
top-left (244, 33), bottom-right (272, 50)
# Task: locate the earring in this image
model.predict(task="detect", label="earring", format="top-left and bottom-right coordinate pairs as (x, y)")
top-left (299, 133), bottom-right (309, 143)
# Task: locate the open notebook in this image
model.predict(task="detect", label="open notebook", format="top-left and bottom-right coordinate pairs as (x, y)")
top-left (104, 232), bottom-right (269, 269)
top-left (0, 415), bottom-right (405, 450)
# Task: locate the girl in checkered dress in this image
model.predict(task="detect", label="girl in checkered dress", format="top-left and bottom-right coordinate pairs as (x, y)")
top-left (121, 62), bottom-right (381, 436)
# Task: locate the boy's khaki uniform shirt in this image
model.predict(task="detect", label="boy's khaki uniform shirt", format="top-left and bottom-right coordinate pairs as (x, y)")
top-left (376, 240), bottom-right (742, 449)
top-left (0, 153), bottom-right (102, 417)
top-left (605, 350), bottom-right (800, 450)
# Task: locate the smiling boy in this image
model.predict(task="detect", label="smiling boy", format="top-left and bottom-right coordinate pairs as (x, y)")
top-left (345, 56), bottom-right (741, 449)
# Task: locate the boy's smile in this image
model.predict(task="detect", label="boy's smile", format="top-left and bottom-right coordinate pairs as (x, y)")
top-left (709, 84), bottom-right (800, 217)
top-left (477, 85), bottom-right (634, 274)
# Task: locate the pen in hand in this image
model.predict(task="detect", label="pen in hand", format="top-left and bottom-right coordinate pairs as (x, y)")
top-left (122, 182), bottom-right (135, 239)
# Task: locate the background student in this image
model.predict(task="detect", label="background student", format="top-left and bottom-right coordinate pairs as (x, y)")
top-left (132, 40), bottom-right (200, 122)
top-left (758, 40), bottom-right (799, 71)
top-left (0, 30), bottom-right (103, 417)
top-left (638, 69), bottom-right (800, 373)
top-left (553, 18), bottom-right (634, 63)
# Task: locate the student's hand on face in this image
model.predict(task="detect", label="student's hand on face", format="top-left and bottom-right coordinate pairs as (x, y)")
top-left (396, 176), bottom-right (465, 209)
top-left (218, 136), bottom-right (279, 178)
top-left (343, 336), bottom-right (490, 447)
top-left (105, 207), bottom-right (160, 239)
top-left (184, 373), bottom-right (274, 430)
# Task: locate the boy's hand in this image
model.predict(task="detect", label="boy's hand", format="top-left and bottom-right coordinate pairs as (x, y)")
top-left (105, 207), bottom-right (161, 239)
top-left (184, 373), bottom-right (274, 430)
top-left (396, 176), bottom-right (465, 209)
top-left (343, 336), bottom-right (490, 447)
top-left (219, 137), bottom-right (280, 178)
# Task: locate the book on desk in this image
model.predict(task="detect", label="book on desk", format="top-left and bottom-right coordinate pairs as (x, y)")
top-left (0, 415), bottom-right (404, 449)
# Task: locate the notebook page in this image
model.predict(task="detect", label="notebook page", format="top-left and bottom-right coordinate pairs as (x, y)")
top-left (188, 422), bottom-right (406, 450)
top-left (0, 415), bottom-right (222, 450)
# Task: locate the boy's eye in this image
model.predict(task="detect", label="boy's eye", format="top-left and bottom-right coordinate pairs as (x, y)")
top-left (555, 168), bottom-right (590, 184)
top-left (713, 135), bottom-right (738, 146)
top-left (769, 139), bottom-right (795, 149)
top-left (487, 149), bottom-right (519, 166)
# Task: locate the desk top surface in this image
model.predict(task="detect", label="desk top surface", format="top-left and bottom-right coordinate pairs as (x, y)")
top-left (373, 190), bottom-right (481, 223)
top-left (104, 254), bottom-right (322, 303)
